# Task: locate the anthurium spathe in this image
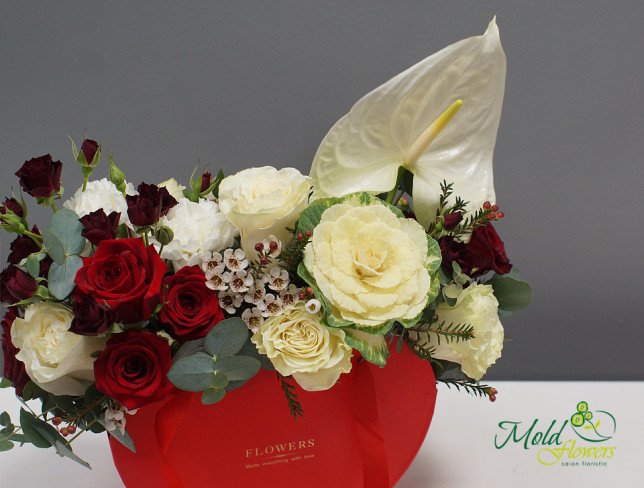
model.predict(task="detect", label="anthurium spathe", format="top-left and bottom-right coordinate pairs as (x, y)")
top-left (309, 18), bottom-right (506, 229)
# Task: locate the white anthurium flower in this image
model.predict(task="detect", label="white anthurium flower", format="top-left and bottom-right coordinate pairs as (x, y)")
top-left (309, 18), bottom-right (506, 228)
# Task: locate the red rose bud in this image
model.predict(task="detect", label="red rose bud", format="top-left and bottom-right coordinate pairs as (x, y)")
top-left (15, 154), bottom-right (62, 198)
top-left (1, 308), bottom-right (29, 396)
top-left (442, 212), bottom-right (463, 230)
top-left (159, 266), bottom-right (224, 341)
top-left (70, 293), bottom-right (117, 336)
top-left (0, 197), bottom-right (25, 218)
top-left (80, 139), bottom-right (99, 166)
top-left (8, 227), bottom-right (41, 265)
top-left (74, 238), bottom-right (167, 323)
top-left (94, 330), bottom-right (174, 410)
top-left (0, 265), bottom-right (37, 303)
top-left (200, 172), bottom-right (212, 193)
top-left (79, 209), bottom-right (120, 246)
top-left (466, 223), bottom-right (512, 277)
top-left (126, 183), bottom-right (178, 226)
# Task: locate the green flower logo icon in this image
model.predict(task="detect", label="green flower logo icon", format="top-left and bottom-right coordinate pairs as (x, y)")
top-left (570, 401), bottom-right (616, 442)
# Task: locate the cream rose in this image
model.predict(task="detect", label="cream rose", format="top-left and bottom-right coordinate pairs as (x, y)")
top-left (424, 283), bottom-right (503, 380)
top-left (218, 166), bottom-right (310, 260)
top-left (303, 197), bottom-right (434, 328)
top-left (251, 303), bottom-right (352, 391)
top-left (158, 178), bottom-right (186, 201)
top-left (10, 303), bottom-right (107, 396)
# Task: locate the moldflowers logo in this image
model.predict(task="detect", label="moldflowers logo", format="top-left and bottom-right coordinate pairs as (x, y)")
top-left (494, 401), bottom-right (617, 467)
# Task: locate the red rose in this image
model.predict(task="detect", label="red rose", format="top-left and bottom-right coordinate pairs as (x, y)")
top-left (79, 209), bottom-right (120, 246)
top-left (159, 266), bottom-right (224, 341)
top-left (0, 265), bottom-right (37, 304)
top-left (15, 154), bottom-right (62, 198)
top-left (70, 293), bottom-right (117, 336)
top-left (438, 235), bottom-right (474, 275)
top-left (94, 330), bottom-right (174, 409)
top-left (1, 308), bottom-right (29, 396)
top-left (74, 238), bottom-right (167, 323)
top-left (0, 197), bottom-right (24, 218)
top-left (80, 139), bottom-right (99, 165)
top-left (126, 183), bottom-right (177, 227)
top-left (8, 230), bottom-right (40, 264)
top-left (466, 223), bottom-right (512, 276)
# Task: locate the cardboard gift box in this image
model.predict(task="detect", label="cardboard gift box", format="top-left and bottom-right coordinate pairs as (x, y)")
top-left (110, 343), bottom-right (437, 488)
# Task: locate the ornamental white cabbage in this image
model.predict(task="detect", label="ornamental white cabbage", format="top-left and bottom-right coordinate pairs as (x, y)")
top-left (251, 303), bottom-right (352, 391)
top-left (63, 178), bottom-right (136, 225)
top-left (158, 197), bottom-right (238, 270)
top-left (10, 303), bottom-right (106, 396)
top-left (303, 197), bottom-right (433, 327)
top-left (309, 19), bottom-right (506, 228)
top-left (218, 166), bottom-right (310, 260)
top-left (424, 283), bottom-right (504, 380)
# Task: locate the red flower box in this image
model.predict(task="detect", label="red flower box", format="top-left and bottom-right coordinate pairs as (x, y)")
top-left (110, 344), bottom-right (437, 488)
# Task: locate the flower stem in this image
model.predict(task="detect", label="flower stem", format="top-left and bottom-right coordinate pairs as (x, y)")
top-left (385, 167), bottom-right (405, 204)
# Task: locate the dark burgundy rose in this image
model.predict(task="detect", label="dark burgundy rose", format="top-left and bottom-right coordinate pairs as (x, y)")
top-left (159, 265), bottom-right (224, 340)
top-left (443, 212), bottom-right (463, 231)
top-left (1, 308), bottom-right (29, 396)
top-left (79, 209), bottom-right (120, 246)
top-left (0, 197), bottom-right (24, 218)
top-left (94, 330), bottom-right (174, 409)
top-left (200, 171), bottom-right (212, 193)
top-left (8, 231), bottom-right (40, 265)
top-left (80, 138), bottom-right (99, 165)
top-left (70, 294), bottom-right (117, 336)
top-left (439, 236), bottom-right (474, 276)
top-left (466, 223), bottom-right (512, 276)
top-left (126, 183), bottom-right (178, 226)
top-left (15, 154), bottom-right (62, 198)
top-left (0, 265), bottom-right (37, 304)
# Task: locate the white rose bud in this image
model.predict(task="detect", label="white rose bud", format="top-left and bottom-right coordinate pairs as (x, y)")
top-left (218, 167), bottom-right (310, 261)
top-left (10, 303), bottom-right (107, 396)
top-left (158, 178), bottom-right (186, 201)
top-left (251, 303), bottom-right (352, 391)
top-left (426, 283), bottom-right (504, 380)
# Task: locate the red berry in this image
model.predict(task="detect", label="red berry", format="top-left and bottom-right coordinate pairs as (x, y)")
top-left (259, 256), bottom-right (269, 266)
top-left (306, 287), bottom-right (313, 296)
top-left (52, 416), bottom-right (62, 426)
top-left (489, 388), bottom-right (498, 396)
top-left (496, 211), bottom-right (505, 220)
top-left (489, 394), bottom-right (497, 402)
top-left (305, 230), bottom-right (312, 238)
top-left (297, 232), bottom-right (304, 241)
top-left (483, 201), bottom-right (491, 210)
top-left (60, 427), bottom-right (69, 437)
top-left (298, 292), bottom-right (306, 300)
top-left (269, 240), bottom-right (279, 251)
top-left (491, 204), bottom-right (499, 212)
top-left (67, 425), bottom-right (77, 435)
top-left (254, 242), bottom-right (264, 253)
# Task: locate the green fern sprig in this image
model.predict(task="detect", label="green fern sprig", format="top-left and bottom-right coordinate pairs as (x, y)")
top-left (437, 379), bottom-right (494, 399)
top-left (277, 373), bottom-right (304, 419)
top-left (424, 320), bottom-right (475, 346)
top-left (279, 233), bottom-right (310, 278)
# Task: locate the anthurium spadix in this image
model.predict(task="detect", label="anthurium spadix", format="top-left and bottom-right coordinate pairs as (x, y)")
top-left (309, 18), bottom-right (506, 229)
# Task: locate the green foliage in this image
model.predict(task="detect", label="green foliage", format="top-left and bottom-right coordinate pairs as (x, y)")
top-left (437, 379), bottom-right (494, 399)
top-left (277, 373), bottom-right (304, 419)
top-left (167, 319), bottom-right (261, 403)
top-left (344, 328), bottom-right (390, 366)
top-left (488, 271), bottom-right (533, 311)
top-left (48, 255), bottom-right (83, 300)
top-left (97, 418), bottom-right (136, 453)
top-left (42, 209), bottom-right (86, 264)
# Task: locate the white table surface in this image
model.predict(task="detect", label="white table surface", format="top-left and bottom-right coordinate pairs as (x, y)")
top-left (0, 382), bottom-right (641, 487)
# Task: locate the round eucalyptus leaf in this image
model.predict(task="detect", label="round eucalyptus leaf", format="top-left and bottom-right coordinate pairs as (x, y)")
top-left (213, 355), bottom-right (261, 382)
top-left (204, 318), bottom-right (248, 358)
top-left (167, 353), bottom-right (215, 392)
top-left (201, 388), bottom-right (226, 405)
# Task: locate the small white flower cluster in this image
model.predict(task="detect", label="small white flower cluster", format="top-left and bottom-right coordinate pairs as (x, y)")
top-left (104, 405), bottom-right (138, 435)
top-left (201, 237), bottom-right (302, 333)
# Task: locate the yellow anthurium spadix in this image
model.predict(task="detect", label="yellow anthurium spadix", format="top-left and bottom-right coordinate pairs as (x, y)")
top-left (309, 18), bottom-right (506, 229)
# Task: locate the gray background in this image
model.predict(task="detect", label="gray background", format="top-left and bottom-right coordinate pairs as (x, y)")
top-left (1, 1), bottom-right (642, 380)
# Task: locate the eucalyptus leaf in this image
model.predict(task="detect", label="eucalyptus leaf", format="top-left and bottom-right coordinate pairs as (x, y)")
top-left (25, 254), bottom-right (42, 278)
top-left (210, 372), bottom-right (229, 389)
top-left (98, 419), bottom-right (136, 453)
top-left (167, 353), bottom-right (216, 392)
top-left (213, 356), bottom-right (261, 382)
top-left (490, 275), bottom-right (533, 311)
top-left (238, 340), bottom-right (274, 371)
top-left (48, 255), bottom-right (83, 300)
top-left (201, 388), bottom-right (226, 405)
top-left (42, 209), bottom-right (85, 263)
top-left (0, 411), bottom-right (10, 426)
top-left (204, 318), bottom-right (248, 358)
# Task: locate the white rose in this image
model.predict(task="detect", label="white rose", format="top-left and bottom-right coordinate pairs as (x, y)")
top-left (218, 166), bottom-right (310, 260)
top-left (251, 303), bottom-right (352, 391)
top-left (10, 303), bottom-right (107, 396)
top-left (425, 283), bottom-right (503, 380)
top-left (303, 196), bottom-right (436, 328)
top-left (63, 178), bottom-right (136, 226)
top-left (158, 178), bottom-right (186, 201)
top-left (158, 198), bottom-right (238, 270)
